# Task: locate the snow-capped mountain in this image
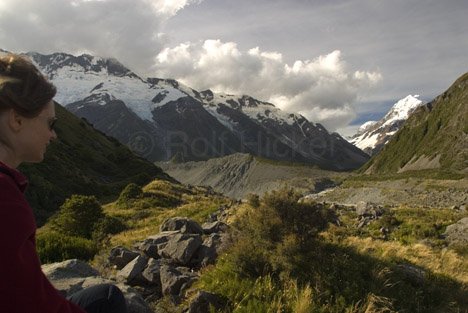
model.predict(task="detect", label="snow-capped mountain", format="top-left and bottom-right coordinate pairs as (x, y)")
top-left (350, 95), bottom-right (424, 156)
top-left (26, 51), bottom-right (369, 170)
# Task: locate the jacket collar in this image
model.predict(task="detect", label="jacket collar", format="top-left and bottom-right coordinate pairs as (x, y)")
top-left (0, 161), bottom-right (28, 193)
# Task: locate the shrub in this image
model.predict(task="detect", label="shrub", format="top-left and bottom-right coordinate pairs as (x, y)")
top-left (37, 230), bottom-right (97, 263)
top-left (51, 195), bottom-right (104, 239)
top-left (117, 183), bottom-right (143, 205)
top-left (246, 193), bottom-right (260, 208)
top-left (92, 216), bottom-right (127, 242)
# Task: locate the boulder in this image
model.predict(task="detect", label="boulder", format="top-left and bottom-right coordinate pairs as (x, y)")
top-left (160, 217), bottom-right (204, 235)
top-left (108, 246), bottom-right (140, 270)
top-left (187, 291), bottom-right (228, 313)
top-left (160, 264), bottom-right (196, 296)
top-left (356, 201), bottom-right (385, 218)
top-left (158, 233), bottom-right (202, 265)
top-left (202, 221), bottom-right (229, 234)
top-left (117, 255), bottom-right (149, 286)
top-left (443, 217), bottom-right (468, 246)
top-left (42, 259), bottom-right (152, 313)
top-left (142, 258), bottom-right (162, 286)
top-left (139, 242), bottom-right (159, 259)
top-left (191, 233), bottom-right (227, 267)
top-left (42, 259), bottom-right (99, 281)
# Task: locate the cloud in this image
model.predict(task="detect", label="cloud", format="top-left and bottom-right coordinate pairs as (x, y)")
top-left (0, 0), bottom-right (199, 74)
top-left (155, 40), bottom-right (381, 131)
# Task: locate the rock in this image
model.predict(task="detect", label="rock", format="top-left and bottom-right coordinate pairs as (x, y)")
top-left (443, 217), bottom-right (468, 246)
top-left (191, 233), bottom-right (228, 267)
top-left (202, 221), bottom-right (229, 234)
top-left (42, 259), bottom-right (99, 281)
top-left (160, 217), bottom-right (204, 235)
top-left (109, 246), bottom-right (140, 270)
top-left (117, 255), bottom-right (149, 286)
top-left (43, 259), bottom-right (152, 313)
top-left (460, 204), bottom-right (466, 212)
top-left (158, 233), bottom-right (203, 265)
top-left (118, 285), bottom-right (154, 313)
top-left (160, 264), bottom-right (196, 296)
top-left (145, 231), bottom-right (181, 245)
top-left (187, 291), bottom-right (228, 313)
top-left (356, 201), bottom-right (372, 216)
top-left (396, 264), bottom-right (426, 286)
top-left (142, 259), bottom-right (162, 286)
top-left (139, 242), bottom-right (159, 259)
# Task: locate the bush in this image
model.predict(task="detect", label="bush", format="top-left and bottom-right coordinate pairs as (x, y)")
top-left (259, 188), bottom-right (335, 246)
top-left (117, 183), bottom-right (143, 208)
top-left (51, 195), bottom-right (104, 239)
top-left (37, 230), bottom-right (97, 263)
top-left (246, 193), bottom-right (260, 208)
top-left (92, 216), bottom-right (127, 242)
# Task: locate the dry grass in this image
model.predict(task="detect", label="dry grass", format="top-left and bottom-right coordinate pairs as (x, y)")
top-left (343, 236), bottom-right (468, 284)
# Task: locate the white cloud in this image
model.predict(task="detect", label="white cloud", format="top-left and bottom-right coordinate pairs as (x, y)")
top-left (0, 0), bottom-right (199, 75)
top-left (155, 40), bottom-right (381, 131)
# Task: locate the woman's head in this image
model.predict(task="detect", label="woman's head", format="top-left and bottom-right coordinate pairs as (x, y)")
top-left (0, 54), bottom-right (58, 167)
top-left (0, 54), bottom-right (56, 117)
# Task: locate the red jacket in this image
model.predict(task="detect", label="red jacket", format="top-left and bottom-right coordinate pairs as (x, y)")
top-left (0, 161), bottom-right (86, 313)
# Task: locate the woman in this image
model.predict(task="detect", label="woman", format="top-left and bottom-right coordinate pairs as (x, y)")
top-left (0, 54), bottom-right (127, 313)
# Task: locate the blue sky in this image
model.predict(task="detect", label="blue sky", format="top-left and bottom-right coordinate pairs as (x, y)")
top-left (1, 0), bottom-right (467, 135)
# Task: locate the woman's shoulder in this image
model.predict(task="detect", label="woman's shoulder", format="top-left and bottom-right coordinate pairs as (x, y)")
top-left (0, 173), bottom-right (27, 204)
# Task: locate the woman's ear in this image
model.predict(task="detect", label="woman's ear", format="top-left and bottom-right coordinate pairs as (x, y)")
top-left (7, 109), bottom-right (24, 132)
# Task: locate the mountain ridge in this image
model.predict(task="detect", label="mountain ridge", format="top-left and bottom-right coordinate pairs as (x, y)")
top-left (25, 51), bottom-right (369, 170)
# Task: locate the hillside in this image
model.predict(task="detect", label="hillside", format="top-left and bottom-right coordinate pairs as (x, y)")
top-left (158, 153), bottom-right (348, 199)
top-left (19, 103), bottom-right (173, 225)
top-left (361, 72), bottom-right (468, 175)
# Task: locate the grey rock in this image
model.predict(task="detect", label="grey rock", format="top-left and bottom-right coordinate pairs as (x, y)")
top-left (117, 255), bottom-right (149, 286)
top-left (145, 231), bottom-right (181, 245)
top-left (158, 233), bottom-right (203, 265)
top-left (142, 259), bottom-right (162, 286)
top-left (139, 242), bottom-right (159, 259)
top-left (443, 217), bottom-right (468, 246)
top-left (191, 233), bottom-right (227, 267)
top-left (202, 221), bottom-right (229, 234)
top-left (160, 217), bottom-right (204, 235)
top-left (42, 259), bottom-right (99, 281)
top-left (42, 259), bottom-right (152, 313)
top-left (160, 264), bottom-right (194, 296)
top-left (109, 246), bottom-right (140, 270)
top-left (187, 291), bottom-right (228, 313)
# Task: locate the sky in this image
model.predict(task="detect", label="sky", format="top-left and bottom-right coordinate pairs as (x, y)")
top-left (1, 0), bottom-right (467, 136)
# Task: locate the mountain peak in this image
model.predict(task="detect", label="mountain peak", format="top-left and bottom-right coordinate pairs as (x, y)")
top-left (350, 95), bottom-right (424, 156)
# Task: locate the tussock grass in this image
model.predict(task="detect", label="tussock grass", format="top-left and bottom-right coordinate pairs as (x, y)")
top-left (342, 236), bottom-right (468, 284)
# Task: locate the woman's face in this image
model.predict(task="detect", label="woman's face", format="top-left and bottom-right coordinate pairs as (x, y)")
top-left (16, 101), bottom-right (57, 163)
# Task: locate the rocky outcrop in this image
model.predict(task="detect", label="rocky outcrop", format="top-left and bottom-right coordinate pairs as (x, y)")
top-left (107, 215), bottom-right (231, 310)
top-left (443, 217), bottom-right (468, 246)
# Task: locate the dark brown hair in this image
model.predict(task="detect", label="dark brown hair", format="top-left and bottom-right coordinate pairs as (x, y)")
top-left (0, 54), bottom-right (56, 118)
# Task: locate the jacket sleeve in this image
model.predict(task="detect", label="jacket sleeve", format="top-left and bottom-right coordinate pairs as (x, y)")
top-left (0, 189), bottom-right (86, 313)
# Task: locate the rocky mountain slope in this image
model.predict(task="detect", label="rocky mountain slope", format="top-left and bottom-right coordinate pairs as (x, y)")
top-left (361, 72), bottom-right (468, 175)
top-left (19, 103), bottom-right (172, 225)
top-left (25, 51), bottom-right (368, 170)
top-left (158, 153), bottom-right (347, 199)
top-left (350, 95), bottom-right (424, 155)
